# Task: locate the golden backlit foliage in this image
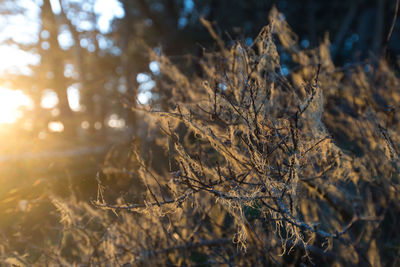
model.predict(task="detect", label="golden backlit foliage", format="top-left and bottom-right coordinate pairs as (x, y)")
top-left (2, 8), bottom-right (399, 266)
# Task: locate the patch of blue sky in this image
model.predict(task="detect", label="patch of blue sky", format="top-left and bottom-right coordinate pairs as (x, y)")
top-left (137, 73), bottom-right (151, 84)
top-left (149, 61), bottom-right (160, 75)
top-left (94, 0), bottom-right (124, 33)
top-left (178, 0), bottom-right (194, 28)
top-left (0, 0), bottom-right (40, 44)
top-left (139, 80), bottom-right (155, 92)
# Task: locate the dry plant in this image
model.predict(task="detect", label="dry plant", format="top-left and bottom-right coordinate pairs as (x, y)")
top-left (2, 7), bottom-right (399, 266)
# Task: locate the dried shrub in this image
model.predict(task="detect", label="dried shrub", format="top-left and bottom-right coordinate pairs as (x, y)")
top-left (4, 8), bottom-right (399, 266)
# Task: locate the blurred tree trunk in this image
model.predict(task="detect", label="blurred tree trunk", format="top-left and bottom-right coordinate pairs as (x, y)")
top-left (120, 0), bottom-right (139, 131)
top-left (60, 0), bottom-right (113, 139)
top-left (306, 0), bottom-right (317, 46)
top-left (332, 0), bottom-right (359, 59)
top-left (42, 0), bottom-right (75, 135)
top-left (373, 0), bottom-right (385, 55)
top-left (59, 0), bottom-right (96, 134)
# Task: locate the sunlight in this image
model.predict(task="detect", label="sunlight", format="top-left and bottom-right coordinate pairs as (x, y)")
top-left (0, 87), bottom-right (32, 124)
top-left (48, 121), bottom-right (64, 132)
top-left (41, 89), bottom-right (59, 109)
top-left (107, 114), bottom-right (125, 129)
top-left (67, 85), bottom-right (81, 111)
top-left (0, 45), bottom-right (40, 75)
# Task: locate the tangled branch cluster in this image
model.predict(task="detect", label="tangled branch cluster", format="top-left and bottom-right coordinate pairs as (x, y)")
top-left (5, 8), bottom-right (398, 266)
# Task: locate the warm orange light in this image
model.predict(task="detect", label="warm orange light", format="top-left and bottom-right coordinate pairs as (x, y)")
top-left (0, 87), bottom-right (32, 124)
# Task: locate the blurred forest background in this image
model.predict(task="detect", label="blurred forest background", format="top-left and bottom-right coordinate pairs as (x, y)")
top-left (0, 0), bottom-right (399, 265)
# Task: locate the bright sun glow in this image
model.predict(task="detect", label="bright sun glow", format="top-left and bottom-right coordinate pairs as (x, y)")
top-left (0, 87), bottom-right (32, 124)
top-left (48, 121), bottom-right (64, 132)
top-left (41, 89), bottom-right (59, 109)
top-left (0, 0), bottom-right (121, 125)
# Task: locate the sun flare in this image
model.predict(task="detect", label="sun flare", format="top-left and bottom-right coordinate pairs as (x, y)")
top-left (0, 87), bottom-right (32, 124)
